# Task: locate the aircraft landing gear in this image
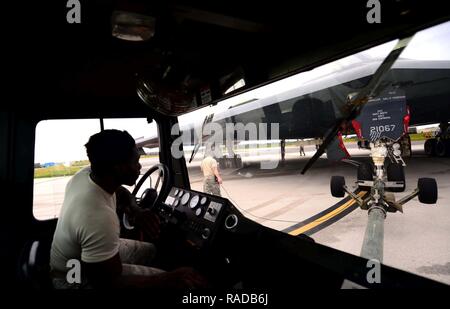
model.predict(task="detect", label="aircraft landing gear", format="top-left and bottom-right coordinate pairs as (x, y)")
top-left (424, 139), bottom-right (436, 156)
top-left (417, 178), bottom-right (438, 204)
top-left (386, 162), bottom-right (405, 192)
top-left (357, 162), bottom-right (373, 191)
top-left (424, 137), bottom-right (450, 157)
top-left (217, 154), bottom-right (243, 169)
top-left (330, 140), bottom-right (438, 262)
top-left (435, 140), bottom-right (449, 157)
top-left (330, 176), bottom-right (345, 198)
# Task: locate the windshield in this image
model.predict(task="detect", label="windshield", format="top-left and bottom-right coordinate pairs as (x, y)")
top-left (178, 21), bottom-right (450, 285)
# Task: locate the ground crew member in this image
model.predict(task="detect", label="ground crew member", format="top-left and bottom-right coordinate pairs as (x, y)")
top-left (299, 144), bottom-right (305, 156)
top-left (280, 139), bottom-right (286, 164)
top-left (201, 151), bottom-right (222, 196)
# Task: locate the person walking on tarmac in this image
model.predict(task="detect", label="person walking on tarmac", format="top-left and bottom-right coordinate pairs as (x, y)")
top-left (201, 144), bottom-right (222, 196)
top-left (280, 139), bottom-right (286, 164)
top-left (299, 144), bottom-right (305, 156)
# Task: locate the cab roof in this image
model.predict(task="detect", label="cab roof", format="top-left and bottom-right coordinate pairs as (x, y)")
top-left (6, 0), bottom-right (450, 116)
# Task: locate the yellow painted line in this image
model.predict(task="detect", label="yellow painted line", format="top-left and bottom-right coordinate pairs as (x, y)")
top-left (289, 191), bottom-right (367, 236)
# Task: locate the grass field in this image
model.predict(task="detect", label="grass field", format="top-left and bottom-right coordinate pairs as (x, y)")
top-left (34, 165), bottom-right (85, 178)
top-left (410, 133), bottom-right (427, 141)
top-left (343, 133), bottom-right (426, 143)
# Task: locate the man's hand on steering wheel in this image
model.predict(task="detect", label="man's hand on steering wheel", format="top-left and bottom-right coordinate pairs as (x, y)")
top-left (116, 186), bottom-right (161, 241)
top-left (117, 163), bottom-right (171, 241)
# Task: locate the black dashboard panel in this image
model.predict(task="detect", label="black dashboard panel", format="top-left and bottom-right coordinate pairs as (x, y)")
top-left (157, 187), bottom-right (447, 289)
top-left (163, 187), bottom-right (234, 249)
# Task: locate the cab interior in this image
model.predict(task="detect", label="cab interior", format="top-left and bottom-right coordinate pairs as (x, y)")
top-left (1, 0), bottom-right (450, 289)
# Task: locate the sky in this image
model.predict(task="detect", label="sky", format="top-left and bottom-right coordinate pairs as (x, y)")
top-left (34, 118), bottom-right (157, 164)
top-left (34, 21), bottom-right (450, 164)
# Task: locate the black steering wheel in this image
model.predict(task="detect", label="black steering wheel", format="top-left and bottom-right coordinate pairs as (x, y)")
top-left (132, 163), bottom-right (171, 210)
top-left (119, 163), bottom-right (171, 235)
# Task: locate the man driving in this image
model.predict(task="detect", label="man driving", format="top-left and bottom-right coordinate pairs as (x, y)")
top-left (50, 129), bottom-right (206, 288)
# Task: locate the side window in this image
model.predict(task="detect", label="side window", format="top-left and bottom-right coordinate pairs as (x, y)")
top-left (33, 119), bottom-right (101, 220)
top-left (33, 118), bottom-right (159, 220)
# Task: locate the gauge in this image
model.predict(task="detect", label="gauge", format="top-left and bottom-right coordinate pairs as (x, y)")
top-left (181, 192), bottom-right (190, 205)
top-left (200, 196), bottom-right (208, 205)
top-left (225, 214), bottom-right (238, 229)
top-left (174, 189), bottom-right (179, 196)
top-left (178, 190), bottom-right (184, 197)
top-left (173, 199), bottom-right (179, 207)
top-left (195, 207), bottom-right (203, 217)
top-left (190, 195), bottom-right (200, 209)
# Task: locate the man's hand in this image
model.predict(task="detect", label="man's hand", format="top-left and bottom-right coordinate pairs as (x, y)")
top-left (116, 186), bottom-right (161, 240)
top-left (161, 267), bottom-right (209, 288)
top-left (213, 166), bottom-right (222, 184)
top-left (134, 208), bottom-right (161, 241)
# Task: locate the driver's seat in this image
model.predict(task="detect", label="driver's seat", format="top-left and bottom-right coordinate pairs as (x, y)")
top-left (17, 239), bottom-right (53, 289)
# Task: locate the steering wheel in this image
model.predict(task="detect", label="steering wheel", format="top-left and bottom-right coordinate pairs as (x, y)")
top-left (120, 163), bottom-right (171, 235)
top-left (132, 163), bottom-right (171, 210)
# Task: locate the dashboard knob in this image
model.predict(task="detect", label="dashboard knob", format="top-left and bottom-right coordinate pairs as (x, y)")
top-left (207, 207), bottom-right (216, 216)
top-left (201, 228), bottom-right (211, 240)
top-left (224, 214), bottom-right (238, 230)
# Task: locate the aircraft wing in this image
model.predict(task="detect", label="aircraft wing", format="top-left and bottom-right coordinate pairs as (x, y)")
top-left (136, 56), bottom-right (450, 153)
top-left (135, 24), bottom-right (450, 160)
top-left (135, 135), bottom-right (159, 149)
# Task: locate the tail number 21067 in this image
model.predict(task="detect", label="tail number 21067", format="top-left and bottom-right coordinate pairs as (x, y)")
top-left (371, 125), bottom-right (396, 134)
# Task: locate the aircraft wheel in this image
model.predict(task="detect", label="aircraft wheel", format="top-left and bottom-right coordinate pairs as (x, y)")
top-left (402, 135), bottom-right (412, 158)
top-left (357, 162), bottom-right (373, 191)
top-left (435, 140), bottom-right (447, 157)
top-left (331, 176), bottom-right (345, 198)
top-left (418, 178), bottom-right (438, 204)
top-left (234, 155), bottom-right (243, 168)
top-left (424, 139), bottom-right (436, 156)
top-left (387, 163), bottom-right (406, 192)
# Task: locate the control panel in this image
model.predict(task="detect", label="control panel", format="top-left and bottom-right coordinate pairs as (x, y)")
top-left (163, 187), bottom-right (227, 248)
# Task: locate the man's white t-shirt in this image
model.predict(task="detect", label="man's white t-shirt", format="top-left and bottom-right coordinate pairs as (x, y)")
top-left (50, 167), bottom-right (120, 272)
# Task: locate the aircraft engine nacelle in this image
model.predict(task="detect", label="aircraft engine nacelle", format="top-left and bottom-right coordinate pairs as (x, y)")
top-left (288, 97), bottom-right (336, 138)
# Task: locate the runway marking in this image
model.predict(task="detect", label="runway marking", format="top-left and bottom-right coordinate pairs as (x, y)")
top-left (284, 191), bottom-right (367, 236)
top-left (254, 196), bottom-right (310, 224)
top-left (245, 194), bottom-right (288, 213)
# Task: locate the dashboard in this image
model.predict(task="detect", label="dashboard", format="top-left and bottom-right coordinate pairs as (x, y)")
top-left (156, 186), bottom-right (443, 289)
top-left (162, 187), bottom-right (239, 249)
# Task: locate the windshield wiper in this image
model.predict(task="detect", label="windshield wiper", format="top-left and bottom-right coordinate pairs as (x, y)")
top-left (188, 113), bottom-right (215, 163)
